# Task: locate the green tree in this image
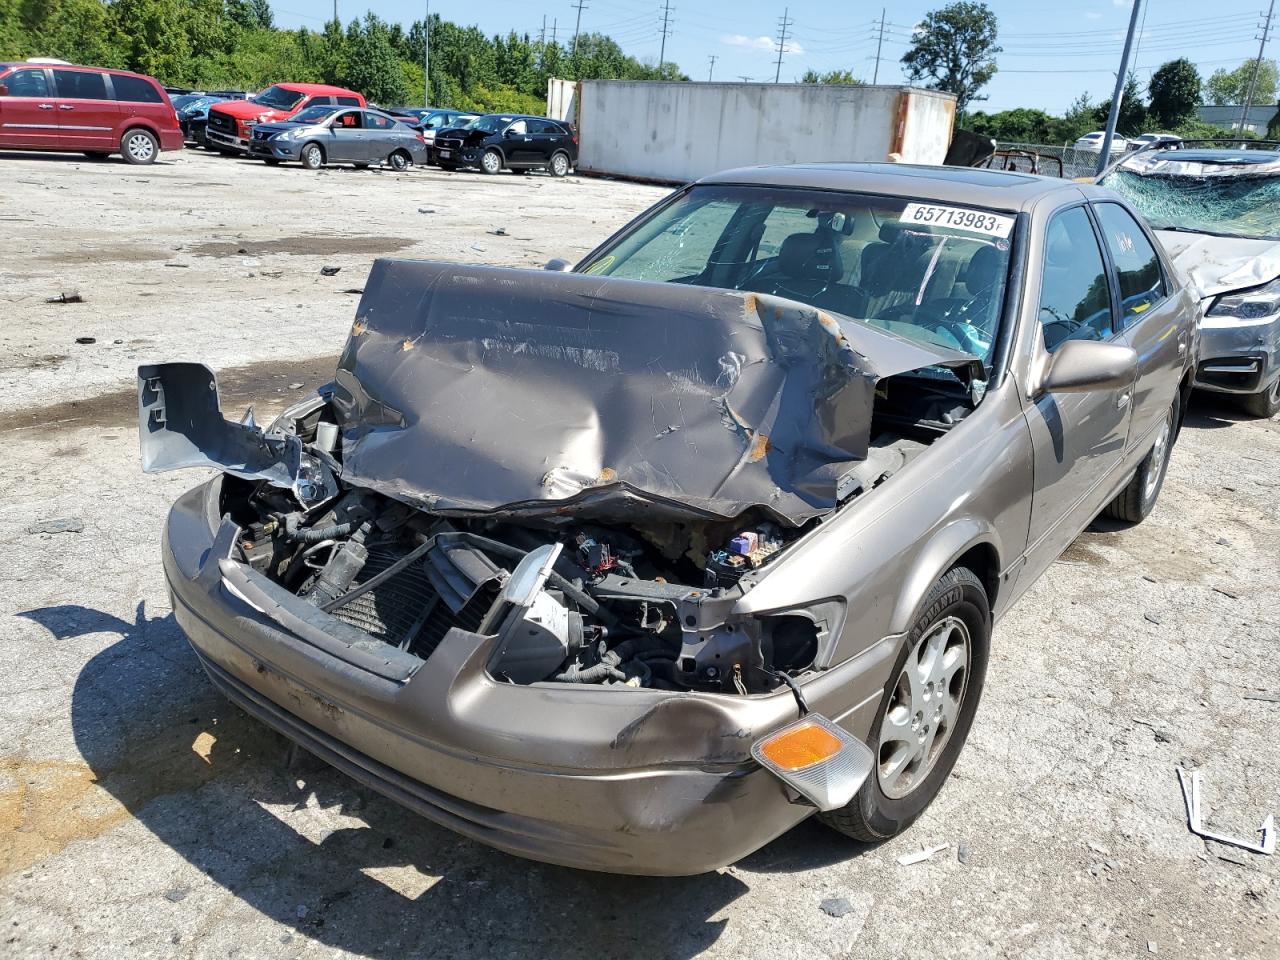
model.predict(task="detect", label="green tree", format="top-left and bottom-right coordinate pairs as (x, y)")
top-left (1147, 58), bottom-right (1200, 129)
top-left (340, 13), bottom-right (409, 105)
top-left (111, 0), bottom-right (190, 82)
top-left (967, 107), bottom-right (1055, 143)
top-left (1094, 74), bottom-right (1147, 136)
top-left (1048, 93), bottom-right (1097, 143)
top-left (800, 69), bottom-right (861, 85)
top-left (1205, 59), bottom-right (1278, 106)
top-left (901, 1), bottom-right (1001, 115)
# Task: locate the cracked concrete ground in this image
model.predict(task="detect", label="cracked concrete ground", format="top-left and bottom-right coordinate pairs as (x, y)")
top-left (1, 149), bottom-right (1278, 960)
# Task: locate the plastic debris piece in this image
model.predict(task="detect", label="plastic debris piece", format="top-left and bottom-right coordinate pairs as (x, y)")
top-left (163, 887), bottom-right (189, 903)
top-left (27, 518), bottom-right (85, 535)
top-left (75, 336), bottom-right (96, 345)
top-left (1143, 612), bottom-right (1162, 625)
top-left (897, 842), bottom-right (949, 866)
top-left (1177, 767), bottom-right (1276, 856)
top-left (320, 266), bottom-right (341, 276)
top-left (47, 291), bottom-right (84, 304)
top-left (957, 842), bottom-right (971, 864)
top-left (819, 897), bottom-right (854, 918)
top-left (1243, 691), bottom-right (1280, 703)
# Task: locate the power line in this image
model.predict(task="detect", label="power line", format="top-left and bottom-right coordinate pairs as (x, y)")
top-left (708, 54), bottom-right (718, 81)
top-left (658, 1), bottom-right (674, 70)
top-left (774, 6), bottom-right (794, 83)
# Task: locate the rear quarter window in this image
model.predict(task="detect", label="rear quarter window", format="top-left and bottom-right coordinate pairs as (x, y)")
top-left (111, 74), bottom-right (164, 104)
top-left (336, 96), bottom-right (361, 106)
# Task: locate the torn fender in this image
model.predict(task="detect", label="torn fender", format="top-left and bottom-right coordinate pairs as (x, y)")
top-left (137, 362), bottom-right (335, 503)
top-left (330, 260), bottom-right (979, 526)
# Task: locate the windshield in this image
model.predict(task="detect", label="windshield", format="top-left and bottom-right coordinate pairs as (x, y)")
top-left (289, 105), bottom-right (337, 125)
top-left (253, 85), bottom-right (305, 111)
top-left (171, 94), bottom-right (200, 110)
top-left (467, 115), bottom-right (512, 134)
top-left (1100, 169), bottom-right (1280, 241)
top-left (579, 184), bottom-right (1014, 365)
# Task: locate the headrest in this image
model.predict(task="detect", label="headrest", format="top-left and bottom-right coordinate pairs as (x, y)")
top-left (962, 244), bottom-right (1001, 283)
top-left (778, 232), bottom-right (843, 281)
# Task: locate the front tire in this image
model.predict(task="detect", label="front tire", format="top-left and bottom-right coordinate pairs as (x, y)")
top-left (820, 566), bottom-right (990, 842)
top-left (121, 128), bottom-right (159, 165)
top-left (300, 143), bottom-right (324, 170)
top-left (1239, 378), bottom-right (1280, 419)
top-left (480, 148), bottom-right (503, 175)
top-left (1103, 395), bottom-right (1178, 523)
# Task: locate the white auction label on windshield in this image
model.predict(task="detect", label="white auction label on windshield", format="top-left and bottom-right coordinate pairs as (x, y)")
top-left (900, 203), bottom-right (1015, 238)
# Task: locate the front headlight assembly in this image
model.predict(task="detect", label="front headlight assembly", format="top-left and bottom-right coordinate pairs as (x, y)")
top-left (1207, 276), bottom-right (1280, 321)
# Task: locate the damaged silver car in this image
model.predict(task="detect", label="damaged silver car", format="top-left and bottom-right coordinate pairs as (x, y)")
top-left (142, 164), bottom-right (1198, 875)
top-left (1100, 140), bottom-right (1280, 417)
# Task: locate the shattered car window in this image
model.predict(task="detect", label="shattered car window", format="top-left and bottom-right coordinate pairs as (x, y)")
top-left (579, 184), bottom-right (1014, 364)
top-left (1101, 169), bottom-right (1280, 241)
top-left (253, 85), bottom-right (305, 110)
top-left (289, 105), bottom-right (339, 125)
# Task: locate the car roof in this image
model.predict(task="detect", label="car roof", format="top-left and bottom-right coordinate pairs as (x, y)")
top-left (697, 162), bottom-right (1082, 212)
top-left (1150, 148), bottom-right (1280, 165)
top-left (272, 82), bottom-right (362, 95)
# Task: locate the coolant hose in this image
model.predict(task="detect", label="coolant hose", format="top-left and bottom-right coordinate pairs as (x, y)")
top-left (291, 520), bottom-right (359, 544)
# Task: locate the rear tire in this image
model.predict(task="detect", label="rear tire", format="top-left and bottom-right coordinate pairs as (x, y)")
top-left (388, 150), bottom-right (411, 171)
top-left (1103, 395), bottom-right (1178, 523)
top-left (1239, 378), bottom-right (1280, 419)
top-left (549, 150), bottom-right (571, 178)
top-left (121, 128), bottom-right (158, 165)
top-left (300, 143), bottom-right (324, 170)
top-left (819, 566), bottom-right (990, 842)
top-left (480, 148), bottom-right (503, 175)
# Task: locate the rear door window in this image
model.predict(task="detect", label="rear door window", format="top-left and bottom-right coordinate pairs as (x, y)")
top-left (335, 96), bottom-right (361, 106)
top-left (2, 68), bottom-right (51, 97)
top-left (52, 69), bottom-right (108, 100)
top-left (1092, 202), bottom-right (1167, 323)
top-left (364, 112), bottom-right (395, 130)
top-left (111, 74), bottom-right (163, 103)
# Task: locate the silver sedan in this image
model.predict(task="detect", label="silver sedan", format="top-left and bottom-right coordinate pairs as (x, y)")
top-left (248, 106), bottom-right (428, 171)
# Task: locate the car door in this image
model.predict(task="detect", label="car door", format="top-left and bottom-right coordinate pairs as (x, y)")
top-left (502, 119), bottom-right (534, 165)
top-left (326, 109), bottom-right (363, 162)
top-left (50, 68), bottom-right (118, 150)
top-left (0, 67), bottom-right (59, 148)
top-left (362, 111), bottom-right (396, 161)
top-left (531, 120), bottom-right (567, 163)
top-left (1091, 201), bottom-right (1186, 451)
top-left (1023, 204), bottom-right (1135, 573)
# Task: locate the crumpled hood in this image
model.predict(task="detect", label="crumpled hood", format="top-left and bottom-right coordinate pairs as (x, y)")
top-left (211, 100), bottom-right (290, 124)
top-left (1156, 230), bottom-right (1280, 299)
top-left (329, 260), bottom-right (979, 526)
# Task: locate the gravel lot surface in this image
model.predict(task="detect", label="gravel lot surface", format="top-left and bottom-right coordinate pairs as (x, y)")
top-left (1, 148), bottom-right (1277, 960)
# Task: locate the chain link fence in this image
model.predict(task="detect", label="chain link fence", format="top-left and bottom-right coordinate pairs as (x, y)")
top-left (988, 141), bottom-right (1102, 179)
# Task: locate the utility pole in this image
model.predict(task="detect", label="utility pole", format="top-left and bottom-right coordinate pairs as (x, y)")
top-left (708, 55), bottom-right (718, 81)
top-left (773, 7), bottom-right (794, 83)
top-left (737, 74), bottom-right (753, 82)
top-left (873, 9), bottom-right (886, 84)
top-left (540, 14), bottom-right (546, 46)
top-left (1096, 0), bottom-right (1142, 174)
top-left (333, 1), bottom-right (338, 25)
top-left (658, 1), bottom-right (674, 72)
top-left (552, 18), bottom-right (558, 44)
top-left (1239, 0), bottom-right (1276, 133)
top-left (423, 1), bottom-right (430, 106)
top-left (570, 0), bottom-right (588, 73)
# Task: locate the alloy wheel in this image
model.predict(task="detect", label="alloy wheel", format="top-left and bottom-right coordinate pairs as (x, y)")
top-left (551, 153), bottom-right (569, 176)
top-left (877, 616), bottom-right (971, 799)
top-left (482, 151), bottom-right (502, 174)
top-left (126, 133), bottom-right (155, 163)
top-left (1143, 407), bottom-right (1175, 502)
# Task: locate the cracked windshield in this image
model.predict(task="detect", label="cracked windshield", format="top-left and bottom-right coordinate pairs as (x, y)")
top-left (582, 184), bottom-right (1014, 364)
top-left (1101, 168), bottom-right (1280, 241)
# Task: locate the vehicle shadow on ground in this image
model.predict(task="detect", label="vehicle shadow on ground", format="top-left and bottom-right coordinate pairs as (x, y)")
top-left (1183, 392), bottom-right (1257, 430)
top-left (22, 601), bottom-right (864, 958)
top-left (0, 150), bottom-right (175, 165)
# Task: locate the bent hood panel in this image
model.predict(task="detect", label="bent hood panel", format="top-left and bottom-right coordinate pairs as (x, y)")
top-left (331, 260), bottom-right (976, 526)
top-left (1157, 231), bottom-right (1280, 299)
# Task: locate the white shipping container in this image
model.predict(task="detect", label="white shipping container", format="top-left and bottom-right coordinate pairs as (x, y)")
top-left (547, 79), bottom-right (956, 183)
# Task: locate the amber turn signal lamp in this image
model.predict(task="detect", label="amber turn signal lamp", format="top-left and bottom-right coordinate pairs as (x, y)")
top-left (758, 721), bottom-right (844, 770)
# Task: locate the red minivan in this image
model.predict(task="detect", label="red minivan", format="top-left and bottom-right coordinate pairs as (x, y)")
top-left (205, 83), bottom-right (366, 153)
top-left (0, 60), bottom-right (183, 164)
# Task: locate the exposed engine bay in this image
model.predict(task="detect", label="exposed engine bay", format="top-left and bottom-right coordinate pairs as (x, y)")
top-left (140, 260), bottom-right (984, 695)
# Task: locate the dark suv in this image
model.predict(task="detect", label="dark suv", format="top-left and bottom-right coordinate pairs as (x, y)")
top-left (432, 114), bottom-right (577, 177)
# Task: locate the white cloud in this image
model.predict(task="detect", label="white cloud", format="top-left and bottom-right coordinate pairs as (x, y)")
top-left (721, 34), bottom-right (804, 54)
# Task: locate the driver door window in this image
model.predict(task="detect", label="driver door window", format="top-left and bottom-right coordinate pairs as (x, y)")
top-left (1038, 207), bottom-right (1114, 352)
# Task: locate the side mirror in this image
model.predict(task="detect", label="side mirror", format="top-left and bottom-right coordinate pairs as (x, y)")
top-left (1039, 340), bottom-right (1137, 394)
top-left (504, 128), bottom-right (519, 138)
top-left (543, 258), bottom-right (572, 272)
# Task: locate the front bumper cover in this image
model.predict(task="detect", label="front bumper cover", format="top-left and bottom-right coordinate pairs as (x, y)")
top-left (163, 478), bottom-right (889, 875)
top-left (1194, 313), bottom-right (1280, 395)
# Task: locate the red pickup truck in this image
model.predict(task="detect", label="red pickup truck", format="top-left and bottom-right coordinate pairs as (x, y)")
top-left (206, 82), bottom-right (365, 153)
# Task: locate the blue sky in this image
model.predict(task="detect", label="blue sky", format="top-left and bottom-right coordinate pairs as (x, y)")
top-left (272, 0), bottom-right (1272, 114)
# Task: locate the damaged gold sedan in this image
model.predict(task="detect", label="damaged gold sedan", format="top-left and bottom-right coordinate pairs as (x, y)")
top-left (142, 164), bottom-right (1198, 874)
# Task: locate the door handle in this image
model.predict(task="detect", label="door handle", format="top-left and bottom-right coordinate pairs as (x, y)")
top-left (58, 104), bottom-right (74, 111)
top-left (38, 103), bottom-right (54, 110)
top-left (1117, 391), bottom-right (1131, 410)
